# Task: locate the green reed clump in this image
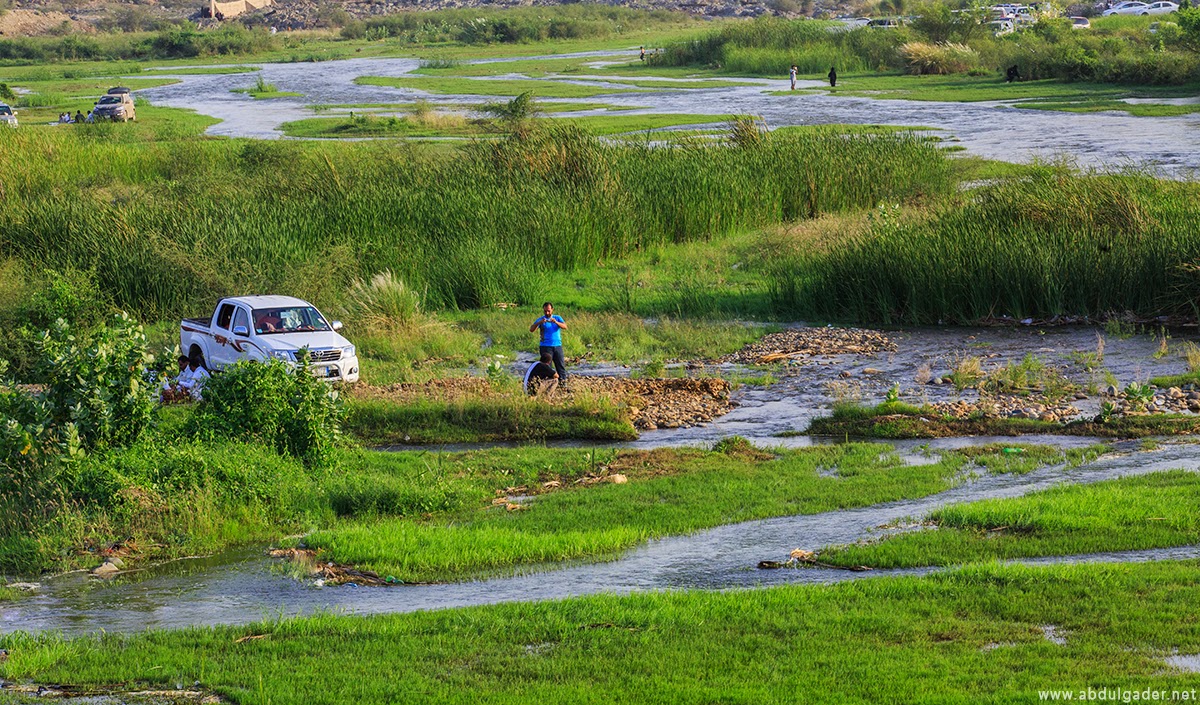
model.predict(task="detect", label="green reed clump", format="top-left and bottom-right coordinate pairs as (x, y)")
top-left (771, 168), bottom-right (1200, 324)
top-left (650, 17), bottom-right (908, 74)
top-left (0, 125), bottom-right (951, 319)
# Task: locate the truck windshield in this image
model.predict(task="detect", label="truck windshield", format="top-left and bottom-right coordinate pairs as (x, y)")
top-left (98, 96), bottom-right (121, 105)
top-left (252, 306), bottom-right (331, 335)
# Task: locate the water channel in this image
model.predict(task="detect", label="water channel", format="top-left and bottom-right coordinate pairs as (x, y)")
top-left (133, 50), bottom-right (1200, 175)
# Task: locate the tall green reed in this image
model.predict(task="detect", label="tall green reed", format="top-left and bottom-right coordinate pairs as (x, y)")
top-left (0, 125), bottom-right (951, 319)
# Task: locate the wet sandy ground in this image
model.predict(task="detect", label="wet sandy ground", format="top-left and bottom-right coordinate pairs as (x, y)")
top-left (134, 51), bottom-right (1200, 174)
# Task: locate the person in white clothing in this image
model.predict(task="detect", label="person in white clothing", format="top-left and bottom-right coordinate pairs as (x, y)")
top-left (161, 355), bottom-right (192, 402)
top-left (179, 354), bottom-right (211, 400)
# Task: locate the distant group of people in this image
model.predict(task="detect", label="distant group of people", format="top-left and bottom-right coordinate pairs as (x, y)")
top-left (161, 353), bottom-right (210, 403)
top-left (57, 111), bottom-right (93, 124)
top-left (790, 65), bottom-right (837, 90)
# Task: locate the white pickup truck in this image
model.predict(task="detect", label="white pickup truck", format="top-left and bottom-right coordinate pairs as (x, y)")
top-left (181, 295), bottom-right (360, 383)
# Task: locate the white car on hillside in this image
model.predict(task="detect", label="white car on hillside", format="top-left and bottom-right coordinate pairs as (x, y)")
top-left (180, 295), bottom-right (360, 382)
top-left (0, 104), bottom-right (16, 128)
top-left (1103, 2), bottom-right (1150, 14)
top-left (1143, 2), bottom-right (1179, 13)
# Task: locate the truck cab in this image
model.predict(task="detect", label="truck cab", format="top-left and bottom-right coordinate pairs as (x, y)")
top-left (181, 295), bottom-right (360, 383)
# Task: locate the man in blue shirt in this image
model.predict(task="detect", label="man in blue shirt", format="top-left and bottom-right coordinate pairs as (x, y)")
top-left (529, 301), bottom-right (569, 381)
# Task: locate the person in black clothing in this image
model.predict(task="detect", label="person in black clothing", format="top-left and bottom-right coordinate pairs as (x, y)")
top-left (524, 352), bottom-right (560, 396)
top-left (828, 66), bottom-right (837, 88)
top-left (1006, 65), bottom-right (1021, 83)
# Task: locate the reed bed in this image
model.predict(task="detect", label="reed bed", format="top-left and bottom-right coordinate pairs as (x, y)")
top-left (651, 19), bottom-right (906, 74)
top-left (0, 125), bottom-right (950, 318)
top-left (770, 168), bottom-right (1200, 324)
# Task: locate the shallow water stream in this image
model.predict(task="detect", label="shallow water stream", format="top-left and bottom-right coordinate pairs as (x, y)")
top-left (135, 51), bottom-right (1200, 174)
top-left (4, 439), bottom-right (1198, 636)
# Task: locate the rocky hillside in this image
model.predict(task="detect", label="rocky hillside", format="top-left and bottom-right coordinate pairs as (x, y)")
top-left (2, 0), bottom-right (843, 36)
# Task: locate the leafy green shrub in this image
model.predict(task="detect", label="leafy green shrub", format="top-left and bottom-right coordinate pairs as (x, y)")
top-left (188, 358), bottom-right (344, 462)
top-left (37, 314), bottom-right (155, 452)
top-left (0, 268), bottom-right (111, 381)
top-left (0, 315), bottom-right (154, 569)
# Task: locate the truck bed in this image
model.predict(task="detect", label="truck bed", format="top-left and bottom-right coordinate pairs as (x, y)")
top-left (182, 317), bottom-right (210, 329)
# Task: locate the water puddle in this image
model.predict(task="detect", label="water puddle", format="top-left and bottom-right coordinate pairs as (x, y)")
top-left (4, 443), bottom-right (1199, 635)
top-left (1164, 653), bottom-right (1200, 673)
top-left (131, 54), bottom-right (1200, 174)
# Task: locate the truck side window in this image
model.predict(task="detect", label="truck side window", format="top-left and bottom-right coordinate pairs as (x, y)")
top-left (217, 303), bottom-right (235, 330)
top-left (233, 308), bottom-right (250, 335)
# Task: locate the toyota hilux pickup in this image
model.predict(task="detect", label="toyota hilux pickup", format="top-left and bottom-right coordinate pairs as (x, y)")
top-left (181, 295), bottom-right (360, 382)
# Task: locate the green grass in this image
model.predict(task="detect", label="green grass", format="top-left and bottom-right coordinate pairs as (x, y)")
top-left (807, 402), bottom-right (1200, 440)
top-left (652, 15), bottom-right (1200, 87)
top-left (347, 311), bottom-right (772, 384)
top-left (344, 395), bottom-right (636, 445)
top-left (232, 88), bottom-right (303, 99)
top-left (821, 73), bottom-right (1200, 104)
top-left (147, 65), bottom-right (262, 75)
top-left (280, 114), bottom-right (490, 139)
top-left (5, 561), bottom-right (1200, 703)
top-left (0, 123), bottom-right (950, 321)
top-left (302, 442), bottom-right (1093, 582)
top-left (1014, 99), bottom-right (1200, 117)
top-left (0, 435), bottom-right (1075, 579)
top-left (279, 113), bottom-right (726, 140)
top-left (820, 470), bottom-right (1200, 569)
top-left (355, 75), bottom-right (646, 99)
top-left (770, 167), bottom-right (1200, 324)
top-left (1150, 371), bottom-right (1200, 388)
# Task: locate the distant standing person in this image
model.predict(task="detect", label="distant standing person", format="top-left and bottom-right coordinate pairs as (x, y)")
top-left (640, 46), bottom-right (646, 61)
top-left (530, 302), bottom-right (568, 381)
top-left (828, 66), bottom-right (837, 88)
top-left (789, 65), bottom-right (798, 90)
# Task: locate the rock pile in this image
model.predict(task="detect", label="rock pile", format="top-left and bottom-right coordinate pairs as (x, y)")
top-left (929, 395), bottom-right (1081, 423)
top-left (1103, 386), bottom-right (1200, 415)
top-left (567, 377), bottom-right (734, 430)
top-left (720, 327), bottom-right (896, 364)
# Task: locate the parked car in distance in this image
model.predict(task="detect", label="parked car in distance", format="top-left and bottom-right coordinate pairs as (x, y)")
top-left (181, 295), bottom-right (360, 383)
top-left (1103, 1), bottom-right (1149, 14)
top-left (868, 17), bottom-right (904, 28)
top-left (990, 18), bottom-right (1016, 34)
top-left (93, 87), bottom-right (136, 122)
top-left (1144, 1), bottom-right (1179, 13)
top-left (1069, 16), bottom-right (1092, 27)
top-left (0, 103), bottom-right (16, 128)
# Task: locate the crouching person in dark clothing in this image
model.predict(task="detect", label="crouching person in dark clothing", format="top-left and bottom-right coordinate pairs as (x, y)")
top-left (525, 352), bottom-right (560, 397)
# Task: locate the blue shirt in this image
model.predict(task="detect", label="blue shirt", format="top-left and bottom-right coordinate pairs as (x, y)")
top-left (536, 315), bottom-right (564, 347)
